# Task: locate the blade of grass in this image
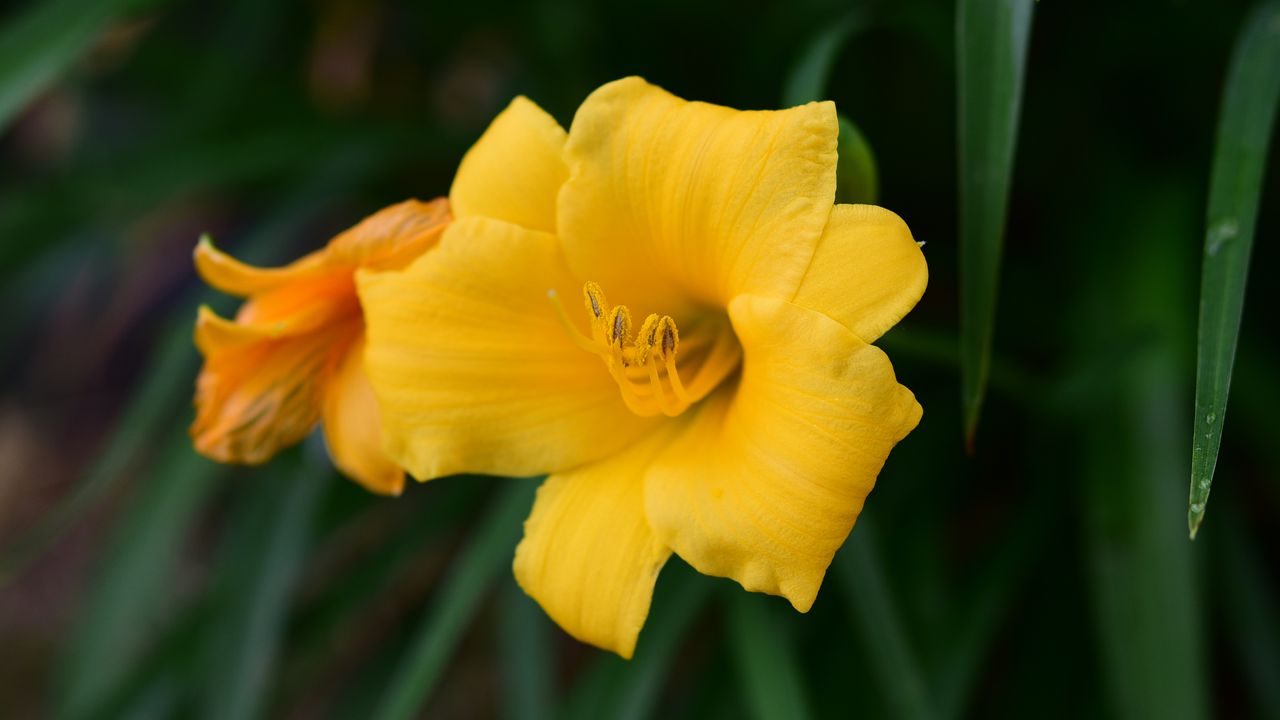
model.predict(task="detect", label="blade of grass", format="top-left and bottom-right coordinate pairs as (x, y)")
top-left (498, 575), bottom-right (555, 720)
top-left (607, 563), bottom-right (710, 720)
top-left (1080, 187), bottom-right (1208, 720)
top-left (558, 561), bottom-right (713, 720)
top-left (0, 143), bottom-right (384, 584)
top-left (835, 520), bottom-right (935, 720)
top-left (0, 0), bottom-right (163, 131)
top-left (1217, 506), bottom-right (1280, 719)
top-left (0, 311), bottom-right (196, 586)
top-left (91, 599), bottom-right (212, 720)
top-left (56, 433), bottom-right (222, 720)
top-left (781, 17), bottom-right (879, 206)
top-left (276, 481), bottom-right (487, 713)
top-left (956, 0), bottom-right (1034, 448)
top-left (199, 455), bottom-right (327, 720)
top-left (836, 115), bottom-right (879, 204)
top-left (782, 13), bottom-right (865, 107)
top-left (1188, 0), bottom-right (1280, 538)
top-left (726, 592), bottom-right (812, 720)
top-left (372, 480), bottom-right (538, 720)
top-left (932, 481), bottom-right (1056, 719)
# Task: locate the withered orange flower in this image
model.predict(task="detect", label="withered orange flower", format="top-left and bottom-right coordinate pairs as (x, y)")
top-left (191, 198), bottom-right (450, 494)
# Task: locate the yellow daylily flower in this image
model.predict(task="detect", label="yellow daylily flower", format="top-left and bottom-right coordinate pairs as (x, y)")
top-left (359, 78), bottom-right (927, 657)
top-left (191, 198), bottom-right (451, 495)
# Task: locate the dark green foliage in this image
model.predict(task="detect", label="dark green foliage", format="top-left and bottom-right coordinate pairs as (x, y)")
top-left (1, 1), bottom-right (1278, 718)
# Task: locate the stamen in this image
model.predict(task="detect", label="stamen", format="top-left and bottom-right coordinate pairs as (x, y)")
top-left (607, 306), bottom-right (631, 347)
top-left (634, 314), bottom-right (661, 365)
top-left (547, 281), bottom-right (741, 418)
top-left (655, 316), bottom-right (679, 358)
top-left (583, 282), bottom-right (607, 321)
top-left (547, 289), bottom-right (609, 356)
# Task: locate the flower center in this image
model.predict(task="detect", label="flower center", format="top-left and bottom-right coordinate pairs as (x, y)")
top-left (548, 281), bottom-right (741, 417)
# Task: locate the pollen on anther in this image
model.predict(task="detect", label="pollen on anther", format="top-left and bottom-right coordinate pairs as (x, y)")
top-left (607, 306), bottom-right (631, 347)
top-left (635, 314), bottom-right (661, 363)
top-left (583, 281), bottom-right (607, 320)
top-left (657, 316), bottom-right (679, 356)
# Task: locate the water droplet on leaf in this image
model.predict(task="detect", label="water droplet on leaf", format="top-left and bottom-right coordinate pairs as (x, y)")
top-left (1206, 219), bottom-right (1238, 256)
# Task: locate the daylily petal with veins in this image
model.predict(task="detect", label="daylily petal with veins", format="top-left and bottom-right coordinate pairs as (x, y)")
top-left (360, 78), bottom-right (927, 655)
top-left (192, 198), bottom-right (450, 495)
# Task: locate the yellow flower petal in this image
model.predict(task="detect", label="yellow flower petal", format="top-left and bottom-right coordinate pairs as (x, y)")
top-left (643, 295), bottom-right (921, 612)
top-left (449, 96), bottom-right (567, 234)
top-left (792, 204), bottom-right (927, 343)
top-left (321, 333), bottom-right (405, 496)
top-left (192, 321), bottom-right (352, 465)
top-left (327, 198), bottom-right (452, 271)
top-left (194, 237), bottom-right (330, 298)
top-left (357, 215), bottom-right (659, 480)
top-left (558, 77), bottom-right (837, 316)
top-left (513, 427), bottom-right (675, 659)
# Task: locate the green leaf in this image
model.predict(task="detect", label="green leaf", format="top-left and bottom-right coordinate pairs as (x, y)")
top-left (932, 486), bottom-right (1055, 718)
top-left (559, 562), bottom-right (712, 720)
top-left (274, 481), bottom-right (486, 710)
top-left (836, 114), bottom-right (879, 205)
top-left (199, 455), bottom-right (327, 720)
top-left (956, 0), bottom-right (1034, 447)
top-left (1217, 508), bottom-right (1280, 719)
top-left (91, 599), bottom-right (212, 720)
top-left (498, 576), bottom-right (556, 720)
top-left (372, 481), bottom-right (538, 720)
top-left (1189, 0), bottom-right (1280, 538)
top-left (782, 13), bottom-right (865, 107)
top-left (56, 435), bottom-right (222, 720)
top-left (726, 592), bottom-right (812, 720)
top-left (0, 144), bottom-right (386, 586)
top-left (0, 312), bottom-right (196, 587)
top-left (0, 0), bottom-right (161, 132)
top-left (1079, 188), bottom-right (1208, 720)
top-left (834, 521), bottom-right (935, 720)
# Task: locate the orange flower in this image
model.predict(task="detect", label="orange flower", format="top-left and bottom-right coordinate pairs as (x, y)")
top-left (191, 198), bottom-right (451, 494)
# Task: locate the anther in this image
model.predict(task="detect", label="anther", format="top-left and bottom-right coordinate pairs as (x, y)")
top-left (634, 314), bottom-right (661, 365)
top-left (607, 306), bottom-right (631, 347)
top-left (549, 280), bottom-right (740, 419)
top-left (583, 281), bottom-right (607, 320)
top-left (657, 316), bottom-right (679, 357)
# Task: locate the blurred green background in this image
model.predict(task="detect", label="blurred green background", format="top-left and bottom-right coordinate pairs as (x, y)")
top-left (1, 0), bottom-right (1278, 718)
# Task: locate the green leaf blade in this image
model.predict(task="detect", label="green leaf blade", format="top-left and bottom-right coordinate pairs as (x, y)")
top-left (836, 114), bottom-right (879, 205)
top-left (956, 0), bottom-right (1035, 447)
top-left (726, 592), bottom-right (812, 720)
top-left (835, 522), bottom-right (935, 720)
top-left (782, 13), bottom-right (864, 107)
top-left (373, 481), bottom-right (537, 720)
top-left (1189, 0), bottom-right (1280, 537)
top-left (200, 457), bottom-right (327, 720)
top-left (56, 438), bottom-right (221, 720)
top-left (0, 0), bottom-right (159, 132)
top-left (498, 576), bottom-right (556, 720)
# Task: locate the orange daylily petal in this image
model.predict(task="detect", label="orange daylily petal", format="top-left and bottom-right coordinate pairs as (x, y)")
top-left (558, 76), bottom-right (838, 318)
top-left (326, 198), bottom-right (452, 272)
top-left (643, 295), bottom-right (921, 612)
top-left (233, 271), bottom-right (360, 328)
top-left (792, 204), bottom-right (927, 343)
top-left (194, 237), bottom-right (331, 298)
top-left (192, 320), bottom-right (355, 465)
top-left (322, 333), bottom-right (405, 495)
